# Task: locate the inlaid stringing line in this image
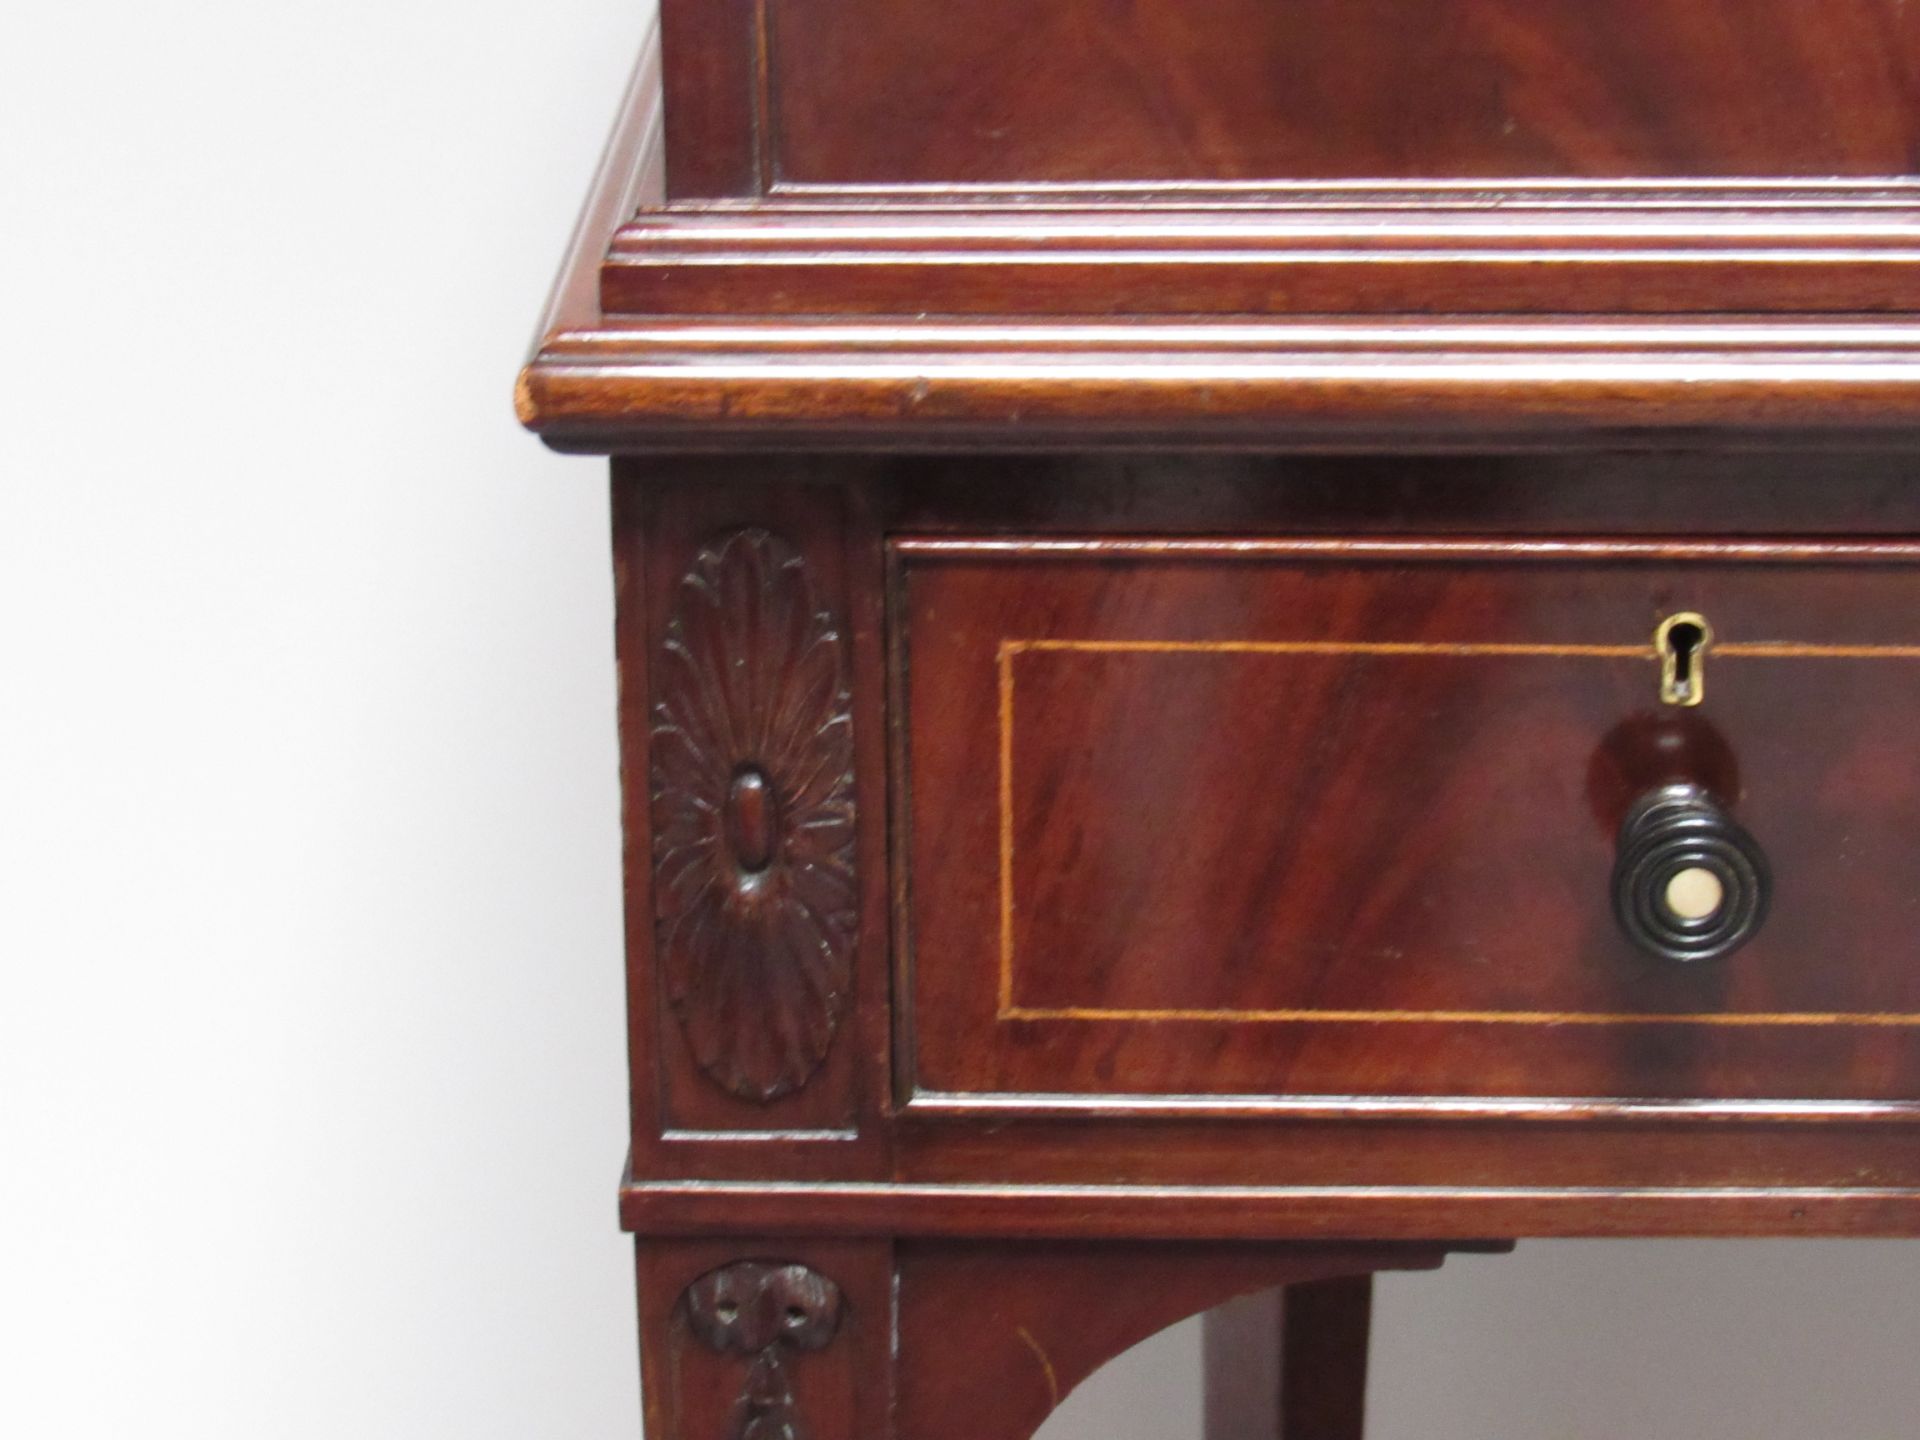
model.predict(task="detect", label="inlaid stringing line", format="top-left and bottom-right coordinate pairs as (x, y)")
top-left (992, 635), bottom-right (1920, 1028)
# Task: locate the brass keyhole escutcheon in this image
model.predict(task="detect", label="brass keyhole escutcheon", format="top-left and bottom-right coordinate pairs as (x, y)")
top-left (1656, 612), bottom-right (1713, 707)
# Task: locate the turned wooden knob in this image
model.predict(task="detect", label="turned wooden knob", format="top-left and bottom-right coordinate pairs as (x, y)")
top-left (1612, 784), bottom-right (1770, 963)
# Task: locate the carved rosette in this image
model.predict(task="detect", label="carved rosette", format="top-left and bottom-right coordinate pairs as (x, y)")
top-left (651, 529), bottom-right (857, 1102)
top-left (683, 1262), bottom-right (845, 1440)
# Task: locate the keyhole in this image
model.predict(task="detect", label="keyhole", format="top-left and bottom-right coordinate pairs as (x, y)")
top-left (1657, 613), bottom-right (1712, 708)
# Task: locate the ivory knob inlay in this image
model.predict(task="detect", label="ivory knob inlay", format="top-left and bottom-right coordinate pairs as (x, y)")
top-left (1665, 866), bottom-right (1725, 921)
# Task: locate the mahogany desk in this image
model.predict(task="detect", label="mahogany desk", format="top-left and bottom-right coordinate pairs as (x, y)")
top-left (521, 6), bottom-right (1920, 1434)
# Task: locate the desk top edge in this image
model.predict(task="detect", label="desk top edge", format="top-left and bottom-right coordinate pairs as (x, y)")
top-left (518, 26), bottom-right (1920, 451)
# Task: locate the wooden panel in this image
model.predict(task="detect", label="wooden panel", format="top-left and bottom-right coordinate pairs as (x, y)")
top-left (768, 0), bottom-right (1920, 185)
top-left (621, 475), bottom-right (883, 1153)
top-left (898, 538), bottom-right (1920, 1105)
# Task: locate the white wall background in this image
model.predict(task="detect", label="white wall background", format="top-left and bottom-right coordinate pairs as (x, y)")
top-left (5, 4), bottom-right (1920, 1436)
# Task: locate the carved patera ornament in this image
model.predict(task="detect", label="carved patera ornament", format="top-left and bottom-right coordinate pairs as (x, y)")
top-left (683, 1261), bottom-right (845, 1440)
top-left (652, 528), bottom-right (857, 1102)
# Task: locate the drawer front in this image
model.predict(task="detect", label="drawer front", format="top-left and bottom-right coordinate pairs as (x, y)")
top-left (896, 538), bottom-right (1920, 1106)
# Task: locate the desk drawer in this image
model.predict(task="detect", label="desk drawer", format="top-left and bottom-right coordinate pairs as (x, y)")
top-left (896, 538), bottom-right (1920, 1106)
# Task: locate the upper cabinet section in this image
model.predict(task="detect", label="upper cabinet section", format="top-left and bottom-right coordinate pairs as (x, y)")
top-left (667, 0), bottom-right (1919, 195)
top-left (519, 8), bottom-right (1920, 450)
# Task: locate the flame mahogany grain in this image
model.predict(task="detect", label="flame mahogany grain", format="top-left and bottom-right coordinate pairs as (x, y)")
top-left (897, 538), bottom-right (1920, 1107)
top-left (764, 0), bottom-right (1920, 186)
top-left (525, 8), bottom-right (1920, 1434)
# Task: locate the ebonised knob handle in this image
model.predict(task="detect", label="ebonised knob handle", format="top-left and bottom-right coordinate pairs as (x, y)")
top-left (1612, 784), bottom-right (1770, 963)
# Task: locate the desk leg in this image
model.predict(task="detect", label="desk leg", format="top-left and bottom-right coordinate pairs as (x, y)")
top-left (1204, 1276), bottom-right (1374, 1440)
top-left (636, 1238), bottom-right (895, 1440)
top-left (636, 1238), bottom-right (1464, 1440)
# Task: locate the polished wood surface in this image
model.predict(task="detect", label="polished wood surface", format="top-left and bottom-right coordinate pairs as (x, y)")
top-left (1276, 1278), bottom-right (1375, 1440)
top-left (523, 9), bottom-right (1920, 1436)
top-left (900, 538), bottom-right (1920, 1104)
top-left (595, 465), bottom-right (1920, 1245)
top-left (767, 0), bottom-right (1919, 186)
top-left (639, 1236), bottom-right (1464, 1440)
top-left (659, 0), bottom-right (1920, 193)
top-left (521, 318), bottom-right (1920, 452)
top-left (616, 478), bottom-right (886, 1148)
top-left (598, 201), bottom-right (1920, 318)
top-left (518, 19), bottom-right (1920, 451)
top-left (516, 12), bottom-right (1920, 450)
